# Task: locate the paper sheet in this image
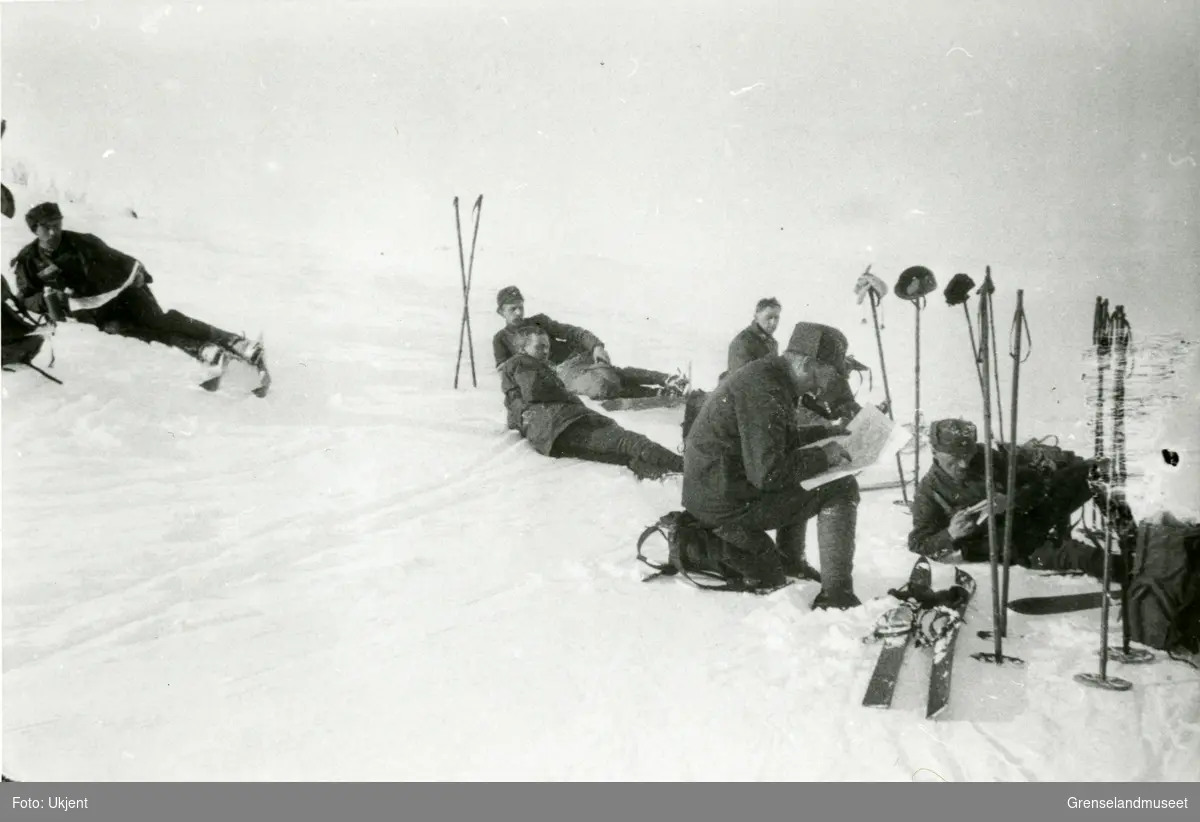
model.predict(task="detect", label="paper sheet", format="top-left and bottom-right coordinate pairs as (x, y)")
top-left (799, 404), bottom-right (914, 490)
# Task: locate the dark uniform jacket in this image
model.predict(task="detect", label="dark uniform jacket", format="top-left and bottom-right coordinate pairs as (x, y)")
top-left (726, 322), bottom-right (778, 375)
top-left (682, 356), bottom-right (833, 525)
top-left (908, 445), bottom-right (1041, 560)
top-left (498, 353), bottom-right (600, 455)
top-left (10, 231), bottom-right (149, 315)
top-left (492, 314), bottom-right (603, 369)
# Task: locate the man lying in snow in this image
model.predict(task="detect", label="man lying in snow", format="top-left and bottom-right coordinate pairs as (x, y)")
top-left (10, 202), bottom-right (263, 371)
top-left (492, 285), bottom-right (688, 401)
top-left (908, 418), bottom-right (1119, 579)
top-left (499, 324), bottom-right (684, 481)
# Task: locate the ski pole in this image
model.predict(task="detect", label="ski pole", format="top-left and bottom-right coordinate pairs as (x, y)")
top-left (452, 196), bottom-right (481, 389)
top-left (978, 273), bottom-right (1004, 661)
top-left (462, 196), bottom-right (483, 387)
top-left (1112, 307), bottom-right (1133, 656)
top-left (1107, 306), bottom-right (1154, 665)
top-left (962, 302), bottom-right (985, 391)
top-left (1075, 308), bottom-right (1133, 690)
top-left (913, 296), bottom-right (923, 487)
top-left (867, 281), bottom-right (909, 503)
top-left (943, 273), bottom-right (986, 397)
top-left (20, 361), bottom-right (63, 385)
top-left (986, 271), bottom-right (1005, 445)
top-left (1000, 289), bottom-right (1029, 632)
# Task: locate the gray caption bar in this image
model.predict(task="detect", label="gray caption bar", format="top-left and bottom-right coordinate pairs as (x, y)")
top-left (1, 783), bottom-right (1196, 822)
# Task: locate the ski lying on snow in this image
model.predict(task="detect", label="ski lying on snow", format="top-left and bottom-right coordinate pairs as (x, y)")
top-left (1007, 589), bottom-right (1121, 616)
top-left (862, 557), bottom-right (929, 709)
top-left (862, 559), bottom-right (977, 719)
top-left (924, 567), bottom-right (976, 719)
top-left (599, 395), bottom-right (686, 412)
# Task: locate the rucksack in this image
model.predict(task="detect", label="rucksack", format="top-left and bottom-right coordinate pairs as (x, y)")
top-left (1126, 515), bottom-right (1200, 654)
top-left (1012, 435), bottom-right (1082, 475)
top-left (635, 511), bottom-right (788, 595)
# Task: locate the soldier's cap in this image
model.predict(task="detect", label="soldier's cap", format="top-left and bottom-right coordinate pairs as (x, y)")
top-left (496, 285), bottom-right (524, 311)
top-left (25, 202), bottom-right (62, 233)
top-left (785, 322), bottom-right (849, 376)
top-left (943, 273), bottom-right (976, 307)
top-left (929, 418), bottom-right (978, 457)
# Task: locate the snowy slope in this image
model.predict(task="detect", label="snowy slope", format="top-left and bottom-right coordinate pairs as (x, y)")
top-left (3, 191), bottom-right (1198, 781)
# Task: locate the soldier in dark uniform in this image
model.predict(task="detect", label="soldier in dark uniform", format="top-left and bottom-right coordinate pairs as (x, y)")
top-left (908, 418), bottom-right (1118, 578)
top-left (499, 325), bottom-right (684, 481)
top-left (682, 321), bottom-right (863, 610)
top-left (492, 285), bottom-right (687, 401)
top-left (10, 202), bottom-right (261, 369)
top-left (726, 297), bottom-right (781, 376)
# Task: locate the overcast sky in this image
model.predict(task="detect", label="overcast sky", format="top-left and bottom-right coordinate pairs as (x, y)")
top-left (3, 1), bottom-right (1196, 339)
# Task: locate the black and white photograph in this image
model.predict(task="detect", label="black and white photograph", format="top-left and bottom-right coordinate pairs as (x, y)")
top-left (2, 0), bottom-right (1197, 784)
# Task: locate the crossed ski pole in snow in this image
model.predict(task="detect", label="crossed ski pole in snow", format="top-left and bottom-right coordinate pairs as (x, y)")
top-left (453, 195), bottom-right (483, 389)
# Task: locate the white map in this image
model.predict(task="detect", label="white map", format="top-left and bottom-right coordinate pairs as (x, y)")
top-left (800, 404), bottom-right (914, 490)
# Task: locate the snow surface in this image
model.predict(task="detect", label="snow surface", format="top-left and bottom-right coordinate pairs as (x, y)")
top-left (3, 1), bottom-right (1199, 781)
top-left (3, 191), bottom-right (1197, 781)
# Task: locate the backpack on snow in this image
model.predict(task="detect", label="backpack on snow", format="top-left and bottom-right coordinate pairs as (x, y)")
top-left (635, 511), bottom-right (787, 595)
top-left (1126, 516), bottom-right (1200, 654)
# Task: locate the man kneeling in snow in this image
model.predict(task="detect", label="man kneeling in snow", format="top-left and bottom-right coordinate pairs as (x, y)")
top-left (909, 418), bottom-right (1118, 579)
top-left (499, 325), bottom-right (684, 481)
top-left (10, 202), bottom-right (261, 369)
top-left (682, 322), bottom-right (863, 609)
top-left (492, 285), bottom-right (688, 401)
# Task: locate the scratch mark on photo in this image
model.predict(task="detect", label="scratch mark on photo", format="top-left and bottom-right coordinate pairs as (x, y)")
top-left (946, 46), bottom-right (974, 58)
top-left (1168, 154), bottom-right (1196, 167)
top-left (628, 58), bottom-right (639, 78)
top-left (730, 83), bottom-right (765, 96)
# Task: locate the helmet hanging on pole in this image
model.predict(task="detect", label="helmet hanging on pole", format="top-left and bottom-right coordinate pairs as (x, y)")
top-left (895, 266), bottom-right (938, 302)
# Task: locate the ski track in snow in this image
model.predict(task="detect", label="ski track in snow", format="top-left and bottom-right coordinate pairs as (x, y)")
top-left (3, 196), bottom-right (1199, 781)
